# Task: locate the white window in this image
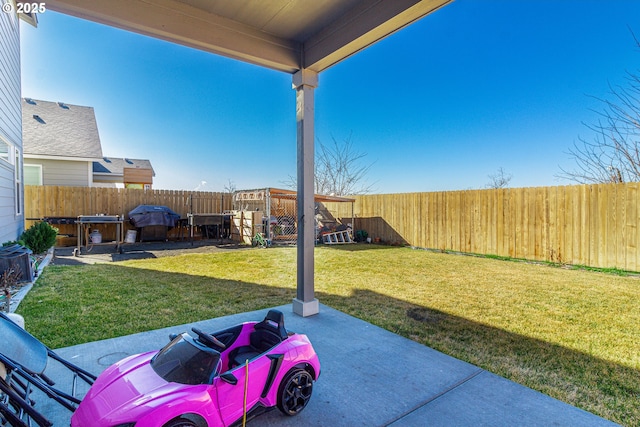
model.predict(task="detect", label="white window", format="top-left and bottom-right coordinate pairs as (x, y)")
top-left (15, 148), bottom-right (22, 215)
top-left (24, 164), bottom-right (42, 185)
top-left (0, 136), bottom-right (10, 165)
top-left (0, 134), bottom-right (22, 215)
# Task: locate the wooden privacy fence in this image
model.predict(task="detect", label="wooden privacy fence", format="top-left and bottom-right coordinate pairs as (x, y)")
top-left (324, 183), bottom-right (640, 271)
top-left (24, 186), bottom-right (233, 240)
top-left (24, 184), bottom-right (640, 270)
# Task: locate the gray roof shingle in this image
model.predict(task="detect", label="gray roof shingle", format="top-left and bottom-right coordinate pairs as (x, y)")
top-left (22, 98), bottom-right (103, 158)
top-left (93, 157), bottom-right (155, 176)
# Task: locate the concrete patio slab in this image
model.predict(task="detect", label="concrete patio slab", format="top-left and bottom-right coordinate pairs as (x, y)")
top-left (35, 304), bottom-right (618, 426)
top-left (387, 369), bottom-right (611, 427)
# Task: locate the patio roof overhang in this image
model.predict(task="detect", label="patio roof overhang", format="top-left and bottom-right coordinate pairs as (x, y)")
top-left (33, 0), bottom-right (452, 317)
top-left (43, 0), bottom-right (452, 74)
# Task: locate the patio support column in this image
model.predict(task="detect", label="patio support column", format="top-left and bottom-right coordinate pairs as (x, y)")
top-left (292, 69), bottom-right (319, 317)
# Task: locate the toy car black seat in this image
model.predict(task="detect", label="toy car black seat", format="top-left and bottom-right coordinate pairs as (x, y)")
top-left (247, 309), bottom-right (288, 353)
top-left (229, 310), bottom-right (288, 368)
top-left (255, 310), bottom-right (288, 339)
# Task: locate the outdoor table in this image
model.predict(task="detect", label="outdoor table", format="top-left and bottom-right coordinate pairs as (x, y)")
top-left (187, 213), bottom-right (234, 245)
top-left (74, 215), bottom-right (123, 256)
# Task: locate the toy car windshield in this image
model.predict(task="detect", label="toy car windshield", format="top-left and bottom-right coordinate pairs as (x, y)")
top-left (151, 333), bottom-right (220, 385)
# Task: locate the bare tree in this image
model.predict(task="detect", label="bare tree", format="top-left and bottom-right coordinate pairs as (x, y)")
top-left (558, 34), bottom-right (640, 184)
top-left (283, 134), bottom-right (375, 196)
top-left (224, 179), bottom-right (236, 193)
top-left (486, 167), bottom-right (512, 189)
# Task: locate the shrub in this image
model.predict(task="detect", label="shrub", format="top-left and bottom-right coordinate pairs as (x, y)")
top-left (20, 222), bottom-right (58, 254)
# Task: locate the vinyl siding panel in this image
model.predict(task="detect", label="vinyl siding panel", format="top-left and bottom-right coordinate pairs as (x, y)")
top-left (37, 159), bottom-right (91, 186)
top-left (0, 164), bottom-right (21, 241)
top-left (0, 2), bottom-right (23, 243)
top-left (0, 4), bottom-right (21, 145)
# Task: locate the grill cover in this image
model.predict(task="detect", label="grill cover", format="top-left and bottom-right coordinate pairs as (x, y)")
top-left (128, 205), bottom-right (180, 228)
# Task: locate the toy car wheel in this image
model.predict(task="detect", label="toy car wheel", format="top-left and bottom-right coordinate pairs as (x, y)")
top-left (277, 368), bottom-right (313, 416)
top-left (163, 418), bottom-right (197, 427)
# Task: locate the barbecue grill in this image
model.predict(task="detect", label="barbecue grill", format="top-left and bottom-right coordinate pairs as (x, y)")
top-left (128, 205), bottom-right (181, 241)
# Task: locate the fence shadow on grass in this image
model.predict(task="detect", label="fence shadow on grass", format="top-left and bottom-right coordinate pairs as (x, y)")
top-left (18, 265), bottom-right (638, 425)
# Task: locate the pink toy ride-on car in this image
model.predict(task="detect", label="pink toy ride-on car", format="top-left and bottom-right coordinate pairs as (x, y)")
top-left (71, 310), bottom-right (320, 427)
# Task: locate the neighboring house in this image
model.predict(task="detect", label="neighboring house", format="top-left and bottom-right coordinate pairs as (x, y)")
top-left (93, 157), bottom-right (155, 189)
top-left (0, 2), bottom-right (36, 243)
top-left (22, 98), bottom-right (103, 186)
top-left (21, 98), bottom-right (154, 188)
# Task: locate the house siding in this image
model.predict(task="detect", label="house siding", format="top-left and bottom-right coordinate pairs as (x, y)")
top-left (0, 1), bottom-right (23, 243)
top-left (34, 159), bottom-right (91, 186)
top-left (93, 175), bottom-right (122, 187)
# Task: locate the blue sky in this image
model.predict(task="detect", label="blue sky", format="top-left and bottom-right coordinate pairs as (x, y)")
top-left (19, 0), bottom-right (640, 193)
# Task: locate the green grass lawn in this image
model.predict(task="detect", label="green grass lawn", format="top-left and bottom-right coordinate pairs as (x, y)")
top-left (18, 245), bottom-right (639, 426)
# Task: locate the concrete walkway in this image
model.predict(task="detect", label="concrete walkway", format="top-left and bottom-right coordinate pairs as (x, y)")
top-left (36, 304), bottom-right (618, 426)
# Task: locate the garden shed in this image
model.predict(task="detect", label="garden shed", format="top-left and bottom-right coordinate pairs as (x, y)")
top-left (232, 188), bottom-right (355, 245)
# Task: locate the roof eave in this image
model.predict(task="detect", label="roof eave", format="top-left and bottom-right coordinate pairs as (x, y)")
top-left (24, 154), bottom-right (102, 162)
top-left (43, 0), bottom-right (452, 74)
